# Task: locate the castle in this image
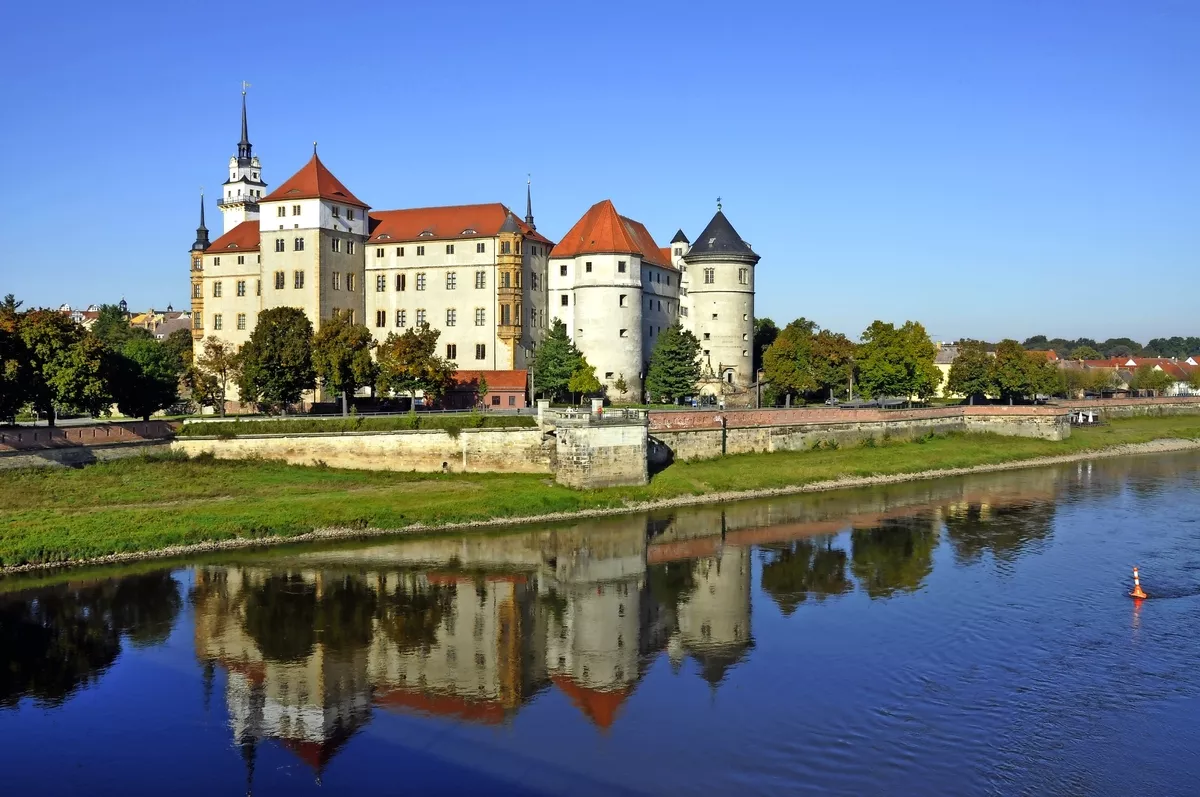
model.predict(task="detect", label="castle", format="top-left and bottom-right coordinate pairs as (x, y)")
top-left (189, 90), bottom-right (760, 401)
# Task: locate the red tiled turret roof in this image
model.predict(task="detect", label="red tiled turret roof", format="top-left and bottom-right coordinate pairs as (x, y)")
top-left (368, 203), bottom-right (552, 246)
top-left (261, 153), bottom-right (368, 208)
top-left (551, 675), bottom-right (634, 730)
top-left (550, 200), bottom-right (672, 269)
top-left (206, 220), bottom-right (260, 253)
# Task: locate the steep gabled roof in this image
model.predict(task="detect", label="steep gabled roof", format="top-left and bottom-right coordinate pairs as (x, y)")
top-left (550, 199), bottom-right (672, 268)
top-left (206, 220), bottom-right (260, 253)
top-left (683, 210), bottom-right (759, 263)
top-left (670, 229), bottom-right (689, 244)
top-left (261, 153), bottom-right (368, 208)
top-left (367, 203), bottom-right (552, 246)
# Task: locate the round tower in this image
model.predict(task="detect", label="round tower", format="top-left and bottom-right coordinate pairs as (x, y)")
top-left (682, 205), bottom-right (760, 392)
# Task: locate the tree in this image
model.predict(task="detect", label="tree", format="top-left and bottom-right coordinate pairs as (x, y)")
top-left (855, 320), bottom-right (940, 401)
top-left (761, 318), bottom-right (818, 403)
top-left (614, 373), bottom-right (629, 397)
top-left (811, 329), bottom-right (856, 401)
top-left (312, 313), bottom-right (377, 409)
top-left (1190, 367), bottom-right (1200, 392)
top-left (567, 357), bottom-right (602, 404)
top-left (476, 375), bottom-right (489, 409)
top-left (1098, 338), bottom-right (1143, 358)
top-left (991, 339), bottom-right (1040, 405)
top-left (375, 324), bottom-right (455, 406)
top-left (237, 307), bottom-right (315, 412)
top-left (163, 328), bottom-right (194, 369)
top-left (645, 323), bottom-right (703, 404)
top-left (113, 338), bottom-right (182, 421)
top-left (945, 339), bottom-right (992, 403)
top-left (1068, 345), bottom-right (1102, 361)
top-left (532, 319), bottom-right (583, 401)
top-left (17, 310), bottom-right (110, 425)
top-left (1128, 364), bottom-right (1173, 395)
top-left (91, 303), bottom-right (151, 351)
top-left (194, 337), bottom-right (240, 417)
top-left (753, 317), bottom-right (780, 376)
top-left (1086, 368), bottom-right (1118, 395)
top-left (0, 295), bottom-right (25, 424)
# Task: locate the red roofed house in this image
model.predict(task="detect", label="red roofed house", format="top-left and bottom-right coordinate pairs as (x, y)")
top-left (444, 369), bottom-right (529, 410)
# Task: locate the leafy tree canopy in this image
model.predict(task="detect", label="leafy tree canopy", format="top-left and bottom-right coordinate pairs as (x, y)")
top-left (1128, 364), bottom-right (1173, 394)
top-left (1068, 345), bottom-right (1102, 360)
top-left (752, 317), bottom-right (779, 375)
top-left (945, 339), bottom-right (992, 404)
top-left (375, 323), bottom-right (455, 404)
top-left (163, 327), bottom-right (194, 369)
top-left (17, 310), bottom-right (111, 425)
top-left (567, 357), bottom-right (603, 403)
top-left (855, 320), bottom-right (939, 401)
top-left (645, 323), bottom-right (703, 403)
top-left (761, 318), bottom-right (819, 401)
top-left (91, 304), bottom-right (152, 352)
top-left (532, 319), bottom-right (582, 401)
top-left (113, 338), bottom-right (182, 421)
top-left (194, 337), bottom-right (240, 416)
top-left (237, 307), bottom-right (315, 411)
top-left (312, 312), bottom-right (378, 399)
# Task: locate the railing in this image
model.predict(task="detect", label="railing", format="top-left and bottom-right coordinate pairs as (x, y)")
top-left (218, 195), bottom-right (261, 207)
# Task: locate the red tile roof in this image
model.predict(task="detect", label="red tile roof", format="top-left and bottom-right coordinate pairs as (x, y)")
top-left (451, 369), bottom-right (528, 391)
top-left (550, 200), bottom-right (673, 268)
top-left (368, 204), bottom-right (552, 246)
top-left (376, 687), bottom-right (507, 725)
top-left (659, 247), bottom-right (673, 264)
top-left (1026, 350), bottom-right (1059, 361)
top-left (206, 220), bottom-right (260, 253)
top-left (261, 153), bottom-right (368, 208)
top-left (552, 675), bottom-right (634, 730)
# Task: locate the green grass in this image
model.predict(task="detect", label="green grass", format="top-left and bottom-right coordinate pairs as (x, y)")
top-left (2, 415), bottom-right (1198, 569)
top-left (176, 413), bottom-right (535, 438)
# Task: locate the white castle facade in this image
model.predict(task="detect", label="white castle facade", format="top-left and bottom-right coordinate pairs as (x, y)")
top-left (190, 92), bottom-right (760, 401)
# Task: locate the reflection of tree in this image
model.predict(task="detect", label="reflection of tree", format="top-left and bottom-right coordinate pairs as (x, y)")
top-left (648, 561), bottom-right (697, 609)
top-left (0, 572), bottom-right (182, 708)
top-left (378, 579), bottom-right (454, 653)
top-left (851, 518), bottom-right (937, 599)
top-left (317, 576), bottom-right (378, 654)
top-left (944, 502), bottom-right (1054, 565)
top-left (761, 536), bottom-right (852, 615)
top-left (242, 574), bottom-right (318, 663)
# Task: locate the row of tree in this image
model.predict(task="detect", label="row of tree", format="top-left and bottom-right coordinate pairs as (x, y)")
top-left (1021, 335), bottom-right (1200, 360)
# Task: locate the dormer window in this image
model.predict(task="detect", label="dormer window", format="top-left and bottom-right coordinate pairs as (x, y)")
top-left (461, 228), bottom-right (477, 235)
top-left (419, 230), bottom-right (434, 237)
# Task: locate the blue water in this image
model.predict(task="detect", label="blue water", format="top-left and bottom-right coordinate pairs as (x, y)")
top-left (2, 452), bottom-right (1199, 795)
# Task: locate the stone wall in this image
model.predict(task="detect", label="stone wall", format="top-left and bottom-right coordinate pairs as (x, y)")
top-left (173, 427), bottom-right (555, 474)
top-left (554, 421), bottom-right (649, 489)
top-left (0, 421), bottom-right (176, 452)
top-left (1059, 396), bottom-right (1200, 418)
top-left (0, 441), bottom-right (171, 470)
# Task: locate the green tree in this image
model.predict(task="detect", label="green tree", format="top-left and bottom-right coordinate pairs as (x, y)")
top-left (163, 327), bottom-right (194, 369)
top-left (945, 340), bottom-right (993, 404)
top-left (760, 537), bottom-right (851, 615)
top-left (17, 310), bottom-right (111, 425)
top-left (375, 324), bottom-right (456, 406)
top-left (614, 373), bottom-right (629, 397)
top-left (194, 337), bottom-right (240, 416)
top-left (476, 375), bottom-right (490, 409)
top-left (113, 338), bottom-right (182, 421)
top-left (237, 307), bottom-right (315, 412)
top-left (91, 303), bottom-right (151, 351)
top-left (1189, 367), bottom-right (1200, 392)
top-left (645, 323), bottom-right (703, 403)
top-left (991, 339), bottom-right (1041, 404)
top-left (761, 318), bottom-right (819, 403)
top-left (1128, 364), bottom-right (1173, 395)
top-left (567, 357), bottom-right (603, 404)
top-left (0, 295), bottom-right (25, 423)
top-left (532, 319), bottom-right (582, 401)
top-left (811, 328), bottom-right (856, 401)
top-left (1068, 345), bottom-right (1102, 361)
top-left (1086, 367), bottom-right (1118, 395)
top-left (855, 320), bottom-right (940, 401)
top-left (312, 312), bottom-right (377, 408)
top-left (753, 317), bottom-right (780, 375)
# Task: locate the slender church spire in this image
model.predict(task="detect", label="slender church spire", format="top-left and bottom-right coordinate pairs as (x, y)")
top-left (525, 175), bottom-right (535, 230)
top-left (192, 190), bottom-right (210, 251)
top-left (237, 81), bottom-right (252, 164)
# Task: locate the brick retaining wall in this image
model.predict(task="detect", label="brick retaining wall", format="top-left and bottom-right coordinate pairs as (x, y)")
top-left (0, 421), bottom-right (178, 452)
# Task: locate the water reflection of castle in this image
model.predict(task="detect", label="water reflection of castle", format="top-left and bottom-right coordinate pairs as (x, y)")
top-left (190, 465), bottom-right (1067, 780)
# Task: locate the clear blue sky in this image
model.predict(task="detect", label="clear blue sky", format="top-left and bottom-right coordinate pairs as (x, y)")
top-left (1, 0), bottom-right (1195, 342)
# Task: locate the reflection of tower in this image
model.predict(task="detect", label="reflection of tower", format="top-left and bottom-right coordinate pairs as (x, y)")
top-left (669, 545), bottom-right (753, 687)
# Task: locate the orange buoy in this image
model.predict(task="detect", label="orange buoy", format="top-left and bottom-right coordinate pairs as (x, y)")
top-left (1130, 566), bottom-right (1147, 600)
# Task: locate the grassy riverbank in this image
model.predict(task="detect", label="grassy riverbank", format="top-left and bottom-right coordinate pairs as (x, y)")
top-left (2, 415), bottom-right (1199, 569)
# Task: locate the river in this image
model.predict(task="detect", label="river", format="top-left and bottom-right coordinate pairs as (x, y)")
top-left (2, 451), bottom-right (1199, 795)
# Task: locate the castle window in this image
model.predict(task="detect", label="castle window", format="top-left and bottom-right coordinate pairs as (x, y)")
top-left (667, 276), bottom-right (671, 286)
top-left (256, 279), bottom-right (261, 296)
top-left (559, 265), bottom-right (567, 277)
top-left (475, 343), bottom-right (486, 360)
top-left (742, 350), bottom-right (748, 358)
top-left (416, 245), bottom-right (425, 256)
top-left (500, 241), bottom-right (511, 255)
top-left (212, 281), bottom-right (222, 298)
top-left (332, 238), bottom-right (341, 253)
top-left (192, 283), bottom-right (202, 299)
top-left (397, 246), bottom-right (405, 256)
top-left (619, 294), bottom-right (627, 307)
top-left (515, 271), bottom-right (522, 288)
top-left (347, 209), bottom-right (355, 221)
top-left (292, 205), bottom-right (301, 216)
top-left (446, 309), bottom-right (456, 327)
top-left (294, 271), bottom-right (304, 289)
top-left (739, 268), bottom-right (748, 285)
top-left (704, 332), bottom-right (711, 340)
top-left (332, 272), bottom-right (341, 290)
top-left (213, 257), bottom-right (220, 266)
top-left (396, 310), bottom-right (406, 327)
top-left (475, 308), bottom-right (486, 326)
top-left (193, 312), bottom-right (202, 329)
top-left (704, 349), bottom-right (710, 356)
top-left (656, 273), bottom-right (661, 283)
top-left (277, 206), bottom-right (286, 218)
top-left (213, 314), bottom-right (223, 330)
top-left (704, 268), bottom-right (714, 284)
top-left (492, 394), bottom-right (501, 406)
top-left (346, 273), bottom-right (355, 291)
top-left (531, 307), bottom-right (536, 324)
top-left (532, 273), bottom-right (538, 290)
top-left (415, 272), bottom-right (426, 291)
top-left (415, 309), bottom-right (426, 325)
top-left (446, 272), bottom-right (457, 290)
top-left (237, 255), bottom-right (245, 265)
top-left (376, 275), bottom-right (386, 292)
top-left (253, 172), bottom-right (258, 180)
top-left (347, 241), bottom-right (355, 255)
top-left (743, 333), bottom-right (749, 341)
top-left (236, 280), bottom-right (246, 297)
top-left (619, 329), bottom-right (627, 338)
top-left (712, 313), bottom-right (718, 320)
top-left (605, 372), bottom-right (613, 380)
top-left (446, 344), bottom-right (457, 359)
top-left (332, 206), bottom-right (340, 218)
top-left (376, 310), bottom-right (386, 328)
top-left (396, 273), bottom-right (406, 291)
top-left (275, 238), bottom-right (285, 252)
top-left (274, 271), bottom-right (285, 290)
top-left (376, 248), bottom-right (384, 258)
top-left (585, 261), bottom-right (592, 273)
top-left (237, 313), bottom-right (246, 330)
top-left (618, 260), bottom-right (626, 273)
top-left (347, 310), bottom-right (355, 324)
top-left (516, 240), bottom-right (522, 255)
top-left (294, 237), bottom-right (304, 252)
top-left (476, 242), bottom-right (485, 253)
top-left (674, 247), bottom-right (682, 256)
top-left (446, 244), bottom-right (455, 255)
top-left (743, 313), bottom-right (748, 321)
top-left (657, 300), bottom-right (662, 311)
top-left (501, 305), bottom-right (511, 325)
top-left (561, 294), bottom-right (569, 306)
top-left (475, 271), bottom-right (486, 289)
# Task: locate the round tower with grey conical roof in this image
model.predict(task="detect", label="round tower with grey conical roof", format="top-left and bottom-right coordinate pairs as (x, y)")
top-left (681, 203), bottom-right (759, 392)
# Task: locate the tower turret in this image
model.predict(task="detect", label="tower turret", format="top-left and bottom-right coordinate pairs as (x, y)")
top-left (192, 191), bottom-right (211, 252)
top-left (219, 83), bottom-right (267, 233)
